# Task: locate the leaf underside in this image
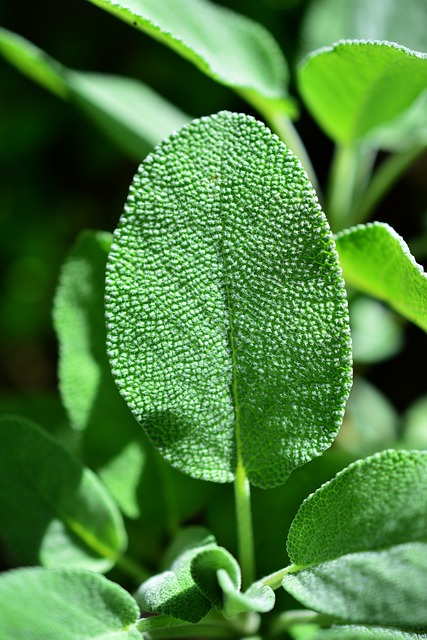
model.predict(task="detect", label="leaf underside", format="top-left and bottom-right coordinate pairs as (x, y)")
top-left (335, 222), bottom-right (427, 332)
top-left (106, 111), bottom-right (352, 488)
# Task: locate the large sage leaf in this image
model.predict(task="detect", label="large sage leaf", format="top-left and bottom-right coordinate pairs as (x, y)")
top-left (106, 111), bottom-right (352, 488)
top-left (309, 626), bottom-right (427, 640)
top-left (282, 450), bottom-right (427, 628)
top-left (0, 567), bottom-right (141, 640)
top-left (0, 28), bottom-right (189, 160)
top-left (86, 0), bottom-right (294, 116)
top-left (298, 40), bottom-right (427, 145)
top-left (0, 415), bottom-right (126, 572)
top-left (335, 222), bottom-right (427, 332)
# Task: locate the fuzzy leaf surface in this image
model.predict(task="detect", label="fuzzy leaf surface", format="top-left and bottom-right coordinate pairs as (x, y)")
top-left (0, 27), bottom-right (189, 160)
top-left (0, 415), bottom-right (126, 571)
top-left (105, 111), bottom-right (352, 488)
top-left (298, 40), bottom-right (427, 144)
top-left (283, 450), bottom-right (427, 627)
top-left (135, 527), bottom-right (238, 623)
top-left (310, 626), bottom-right (427, 640)
top-left (0, 567), bottom-right (140, 640)
top-left (335, 222), bottom-right (427, 332)
top-left (86, 0), bottom-right (293, 115)
top-left (216, 569), bottom-right (275, 617)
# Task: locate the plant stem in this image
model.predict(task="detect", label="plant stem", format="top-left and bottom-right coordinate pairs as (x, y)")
top-left (254, 563), bottom-right (301, 591)
top-left (355, 145), bottom-right (425, 225)
top-left (234, 457), bottom-right (256, 589)
top-left (269, 609), bottom-right (337, 636)
top-left (115, 553), bottom-right (150, 584)
top-left (326, 143), bottom-right (360, 232)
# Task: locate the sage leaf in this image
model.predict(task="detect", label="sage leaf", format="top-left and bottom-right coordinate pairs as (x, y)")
top-left (300, 0), bottom-right (427, 58)
top-left (0, 27), bottom-right (189, 160)
top-left (335, 222), bottom-right (427, 332)
top-left (349, 296), bottom-right (403, 363)
top-left (135, 527), bottom-right (239, 623)
top-left (298, 40), bottom-right (427, 145)
top-left (0, 415), bottom-right (126, 571)
top-left (282, 450), bottom-right (427, 627)
top-left (0, 567), bottom-right (141, 640)
top-left (402, 395), bottom-right (427, 449)
top-left (216, 569), bottom-right (275, 617)
top-left (105, 111), bottom-right (352, 488)
top-left (85, 0), bottom-right (294, 116)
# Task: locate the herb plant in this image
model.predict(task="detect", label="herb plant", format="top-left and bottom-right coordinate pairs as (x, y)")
top-left (1, 1), bottom-right (427, 639)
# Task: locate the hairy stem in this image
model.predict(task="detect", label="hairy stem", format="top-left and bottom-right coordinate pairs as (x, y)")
top-left (234, 457), bottom-right (256, 589)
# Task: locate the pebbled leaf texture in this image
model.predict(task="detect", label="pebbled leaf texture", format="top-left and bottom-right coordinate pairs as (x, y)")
top-left (106, 111), bottom-right (352, 488)
top-left (86, 0), bottom-right (294, 114)
top-left (0, 415), bottom-right (126, 572)
top-left (298, 40), bottom-right (427, 145)
top-left (283, 450), bottom-right (427, 627)
top-left (309, 626), bottom-right (427, 640)
top-left (0, 567), bottom-right (141, 640)
top-left (335, 222), bottom-right (427, 333)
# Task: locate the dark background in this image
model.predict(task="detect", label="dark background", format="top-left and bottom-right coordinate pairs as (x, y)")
top-left (1, 0), bottom-right (426, 416)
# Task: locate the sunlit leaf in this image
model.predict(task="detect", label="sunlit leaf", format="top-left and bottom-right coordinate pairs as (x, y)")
top-left (0, 415), bottom-right (126, 572)
top-left (106, 111), bottom-right (352, 488)
top-left (282, 450), bottom-right (427, 628)
top-left (298, 40), bottom-right (427, 145)
top-left (0, 567), bottom-right (141, 640)
top-left (86, 0), bottom-right (294, 116)
top-left (335, 222), bottom-right (427, 332)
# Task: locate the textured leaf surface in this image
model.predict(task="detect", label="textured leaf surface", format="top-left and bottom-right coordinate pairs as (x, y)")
top-left (300, 0), bottom-right (427, 58)
top-left (298, 40), bottom-right (427, 144)
top-left (335, 222), bottom-right (427, 332)
top-left (0, 415), bottom-right (126, 571)
top-left (135, 527), bottom-right (239, 622)
top-left (283, 450), bottom-right (427, 627)
top-left (216, 568), bottom-right (275, 617)
top-left (0, 27), bottom-right (189, 160)
top-left (0, 567), bottom-right (140, 640)
top-left (86, 0), bottom-right (293, 114)
top-left (106, 111), bottom-right (352, 488)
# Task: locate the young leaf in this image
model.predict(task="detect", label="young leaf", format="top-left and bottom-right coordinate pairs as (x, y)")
top-left (0, 27), bottom-right (189, 160)
top-left (85, 0), bottom-right (294, 116)
top-left (0, 567), bottom-right (141, 640)
top-left (298, 40), bottom-right (427, 145)
top-left (282, 450), bottom-right (427, 628)
top-left (0, 415), bottom-right (126, 572)
top-left (105, 111), bottom-right (352, 488)
top-left (135, 527), bottom-right (239, 623)
top-left (335, 222), bottom-right (427, 332)
top-left (216, 569), bottom-right (275, 617)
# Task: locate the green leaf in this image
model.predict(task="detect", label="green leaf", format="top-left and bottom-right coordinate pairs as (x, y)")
top-left (335, 222), bottom-right (427, 332)
top-left (282, 450), bottom-right (427, 627)
top-left (402, 395), bottom-right (427, 449)
top-left (0, 415), bottom-right (126, 571)
top-left (300, 0), bottom-right (427, 58)
top-left (135, 527), bottom-right (239, 623)
top-left (349, 296), bottom-right (403, 363)
top-left (105, 111), bottom-right (352, 488)
top-left (0, 27), bottom-right (189, 160)
top-left (86, 0), bottom-right (294, 116)
top-left (298, 40), bottom-right (427, 145)
top-left (0, 567), bottom-right (141, 640)
top-left (216, 569), bottom-right (275, 617)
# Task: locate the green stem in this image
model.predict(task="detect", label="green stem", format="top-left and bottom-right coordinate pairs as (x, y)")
top-left (153, 448), bottom-right (180, 538)
top-left (115, 553), bottom-right (150, 584)
top-left (326, 143), bottom-right (360, 232)
top-left (269, 609), bottom-right (337, 636)
top-left (355, 145), bottom-right (425, 225)
top-left (234, 458), bottom-right (256, 589)
top-left (254, 563), bottom-right (301, 591)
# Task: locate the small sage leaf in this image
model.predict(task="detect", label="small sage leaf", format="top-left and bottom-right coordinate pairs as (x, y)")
top-left (0, 567), bottom-right (141, 640)
top-left (0, 27), bottom-right (189, 160)
top-left (298, 40), bottom-right (427, 145)
top-left (135, 527), bottom-right (238, 623)
top-left (283, 450), bottom-right (427, 628)
top-left (335, 222), bottom-right (427, 332)
top-left (0, 415), bottom-right (126, 571)
top-left (86, 0), bottom-right (294, 116)
top-left (106, 111), bottom-right (352, 488)
top-left (216, 569), bottom-right (275, 617)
